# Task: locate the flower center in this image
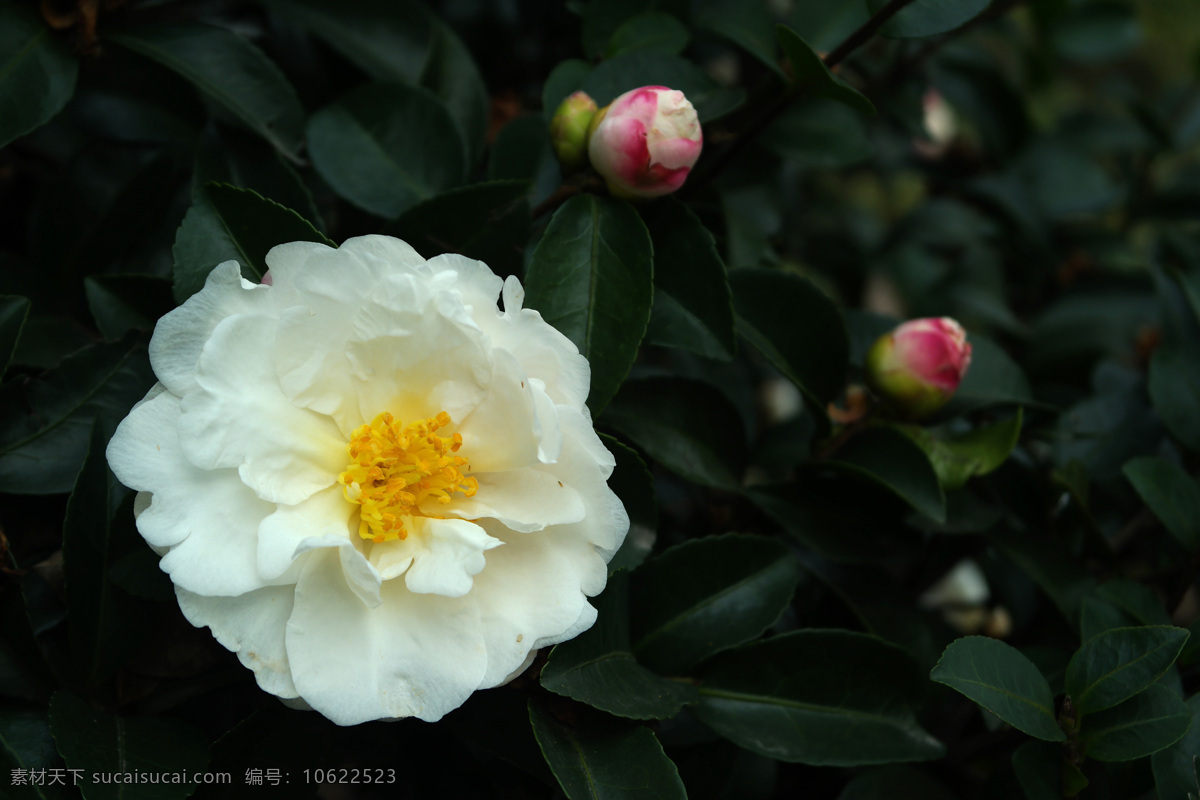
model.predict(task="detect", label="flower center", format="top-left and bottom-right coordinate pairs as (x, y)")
top-left (338, 411), bottom-right (478, 544)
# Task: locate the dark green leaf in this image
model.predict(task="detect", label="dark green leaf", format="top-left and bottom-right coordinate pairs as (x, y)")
top-left (1080, 596), bottom-right (1138, 643)
top-left (0, 564), bottom-right (55, 703)
top-left (788, 1), bottom-right (868, 52)
top-left (0, 4), bottom-right (78, 148)
top-left (172, 183), bottom-right (333, 303)
top-left (1011, 741), bottom-right (1064, 800)
top-left (420, 17), bottom-right (489, 168)
top-left (744, 481), bottom-right (884, 563)
top-left (837, 765), bottom-right (956, 800)
top-left (63, 424), bottom-right (158, 683)
top-left (868, 0), bottom-right (992, 39)
top-left (601, 376), bottom-right (747, 491)
top-left (606, 13), bottom-right (689, 58)
top-left (825, 427), bottom-right (946, 523)
top-left (1152, 693), bottom-right (1200, 800)
top-left (529, 702), bottom-right (686, 800)
top-left (0, 335), bottom-right (154, 494)
top-left (1081, 684), bottom-right (1192, 762)
top-left (630, 534), bottom-right (800, 674)
top-left (193, 125), bottom-right (322, 228)
top-left (49, 692), bottom-right (210, 800)
top-left (0, 708), bottom-right (63, 800)
top-left (542, 572), bottom-right (697, 719)
top-left (0, 296), bottom-right (31, 378)
top-left (582, 51), bottom-right (746, 123)
top-left (760, 99), bottom-right (874, 169)
top-left (383, 181), bottom-right (530, 279)
top-left (581, 0), bottom-right (660, 59)
top-left (931, 636), bottom-right (1066, 742)
top-left (1065, 626), bottom-right (1189, 716)
top-left (693, 1), bottom-right (780, 74)
top-left (776, 26), bottom-right (875, 115)
top-left (307, 82), bottom-right (466, 218)
top-left (897, 410), bottom-right (1023, 491)
top-left (524, 194), bottom-right (653, 413)
top-left (642, 198), bottom-right (735, 360)
top-left (1149, 339), bottom-right (1200, 452)
top-left (988, 530), bottom-right (1098, 624)
top-left (1051, 2), bottom-right (1140, 63)
top-left (695, 630), bottom-right (944, 765)
top-left (488, 116), bottom-right (549, 183)
top-left (602, 435), bottom-right (658, 574)
top-left (255, 0), bottom-right (430, 83)
top-left (943, 335), bottom-right (1035, 413)
top-left (1096, 579), bottom-right (1173, 627)
top-left (107, 23), bottom-right (304, 160)
top-left (730, 268), bottom-right (849, 408)
top-left (84, 275), bottom-right (173, 340)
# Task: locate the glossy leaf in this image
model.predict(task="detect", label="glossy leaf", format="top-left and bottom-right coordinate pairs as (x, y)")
top-left (1096, 579), bottom-right (1174, 627)
top-left (695, 630), bottom-right (944, 765)
top-left (307, 82), bottom-right (465, 218)
top-left (898, 410), bottom-right (1023, 491)
top-left (867, 0), bottom-right (992, 39)
top-left (776, 26), bottom-right (875, 115)
top-left (1152, 693), bottom-right (1200, 800)
top-left (84, 275), bottom-right (173, 340)
top-left (63, 424), bottom-right (158, 683)
top-left (630, 534), bottom-right (800, 674)
top-left (107, 23), bottom-right (304, 160)
top-left (1080, 596), bottom-right (1138, 643)
top-left (0, 708), bottom-right (61, 800)
top-left (730, 268), bottom-right (849, 408)
top-left (49, 692), bottom-right (209, 800)
top-left (606, 13), bottom-right (689, 58)
top-left (1081, 684), bottom-right (1192, 762)
top-left (693, 0), bottom-right (780, 74)
top-left (383, 181), bottom-right (530, 279)
top-left (255, 0), bottom-right (430, 83)
top-left (172, 183), bottom-right (333, 302)
top-left (530, 702), bottom-right (686, 800)
top-left (943, 335), bottom-right (1035, 413)
top-left (1065, 626), bottom-right (1189, 716)
top-left (0, 335), bottom-right (154, 495)
top-left (825, 427), bottom-right (946, 523)
top-left (931, 636), bottom-right (1066, 741)
top-left (524, 194), bottom-right (654, 413)
top-left (0, 5), bottom-right (78, 148)
top-left (760, 99), bottom-right (874, 169)
top-left (542, 572), bottom-right (697, 719)
top-left (421, 17), bottom-right (489, 168)
top-left (601, 376), bottom-right (747, 491)
top-left (0, 296), bottom-right (31, 378)
top-left (602, 435), bottom-right (658, 574)
top-left (642, 198), bottom-right (736, 361)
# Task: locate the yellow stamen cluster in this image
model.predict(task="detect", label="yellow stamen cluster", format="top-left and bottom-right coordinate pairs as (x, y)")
top-left (338, 411), bottom-right (477, 543)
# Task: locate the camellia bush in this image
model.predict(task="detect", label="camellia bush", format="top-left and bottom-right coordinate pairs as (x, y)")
top-left (4, 0), bottom-right (1200, 797)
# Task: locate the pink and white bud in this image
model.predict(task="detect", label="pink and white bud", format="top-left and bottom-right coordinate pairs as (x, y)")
top-left (549, 91), bottom-right (598, 172)
top-left (586, 85), bottom-right (702, 199)
top-left (866, 317), bottom-right (972, 419)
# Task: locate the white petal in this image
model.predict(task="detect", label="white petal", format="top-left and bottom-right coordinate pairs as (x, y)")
top-left (107, 390), bottom-right (276, 596)
top-left (148, 261), bottom-right (270, 397)
top-left (291, 536), bottom-right (382, 609)
top-left (257, 485), bottom-right (354, 581)
top-left (402, 517), bottom-right (502, 598)
top-left (469, 520), bottom-right (602, 688)
top-left (178, 313), bottom-right (346, 505)
top-left (426, 253), bottom-right (503, 319)
top-left (440, 468), bottom-right (584, 532)
top-left (177, 585), bottom-right (299, 699)
top-left (285, 551), bottom-right (487, 724)
top-left (529, 378), bottom-right (563, 464)
top-left (455, 350), bottom-right (541, 473)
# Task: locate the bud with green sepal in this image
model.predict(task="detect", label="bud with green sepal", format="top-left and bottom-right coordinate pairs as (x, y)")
top-left (865, 317), bottom-right (972, 420)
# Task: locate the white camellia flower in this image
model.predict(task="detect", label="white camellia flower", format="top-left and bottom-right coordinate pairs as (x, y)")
top-left (106, 236), bottom-right (629, 725)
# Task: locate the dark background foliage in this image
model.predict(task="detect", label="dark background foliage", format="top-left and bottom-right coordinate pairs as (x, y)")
top-left (3, 0), bottom-right (1200, 798)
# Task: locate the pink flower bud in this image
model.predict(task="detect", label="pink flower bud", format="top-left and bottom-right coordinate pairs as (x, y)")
top-left (866, 317), bottom-right (972, 419)
top-left (549, 91), bottom-right (598, 172)
top-left (586, 86), bottom-right (702, 199)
